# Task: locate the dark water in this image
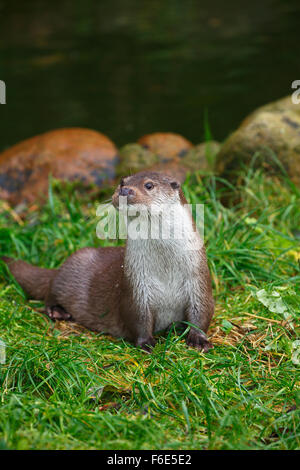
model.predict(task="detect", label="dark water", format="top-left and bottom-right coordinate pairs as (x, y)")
top-left (1, 0), bottom-right (300, 150)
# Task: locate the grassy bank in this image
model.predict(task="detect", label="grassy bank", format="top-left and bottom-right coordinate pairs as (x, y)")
top-left (0, 169), bottom-right (299, 450)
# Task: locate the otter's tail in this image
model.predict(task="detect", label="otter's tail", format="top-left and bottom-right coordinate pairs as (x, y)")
top-left (1, 256), bottom-right (56, 301)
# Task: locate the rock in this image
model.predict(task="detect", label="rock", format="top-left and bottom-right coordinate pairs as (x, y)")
top-left (0, 128), bottom-right (119, 205)
top-left (182, 141), bottom-right (221, 172)
top-left (117, 144), bottom-right (159, 176)
top-left (138, 132), bottom-right (193, 160)
top-left (117, 143), bottom-right (186, 182)
top-left (117, 137), bottom-right (219, 182)
top-left (216, 96), bottom-right (300, 185)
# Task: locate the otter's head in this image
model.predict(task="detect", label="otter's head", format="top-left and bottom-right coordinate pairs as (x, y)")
top-left (112, 171), bottom-right (181, 209)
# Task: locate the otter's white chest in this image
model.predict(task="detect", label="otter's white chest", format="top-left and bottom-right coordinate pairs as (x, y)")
top-left (126, 239), bottom-right (197, 332)
top-left (150, 271), bottom-right (187, 332)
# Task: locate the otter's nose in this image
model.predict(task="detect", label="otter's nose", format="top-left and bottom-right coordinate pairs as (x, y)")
top-left (119, 187), bottom-right (135, 197)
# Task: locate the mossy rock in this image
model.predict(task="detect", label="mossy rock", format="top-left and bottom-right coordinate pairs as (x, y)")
top-left (216, 96), bottom-right (300, 185)
top-left (182, 141), bottom-right (220, 172)
top-left (117, 143), bottom-right (159, 176)
top-left (117, 139), bottom-right (221, 182)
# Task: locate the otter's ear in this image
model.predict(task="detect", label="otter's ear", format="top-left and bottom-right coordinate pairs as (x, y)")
top-left (170, 181), bottom-right (180, 190)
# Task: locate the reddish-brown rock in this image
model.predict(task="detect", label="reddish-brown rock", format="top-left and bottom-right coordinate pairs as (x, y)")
top-left (0, 128), bottom-right (119, 205)
top-left (138, 132), bottom-right (193, 160)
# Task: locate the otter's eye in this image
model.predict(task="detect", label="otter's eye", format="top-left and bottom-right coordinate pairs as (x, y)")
top-left (144, 182), bottom-right (154, 190)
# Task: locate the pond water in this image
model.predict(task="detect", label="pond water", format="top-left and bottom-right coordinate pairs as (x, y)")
top-left (1, 0), bottom-right (300, 150)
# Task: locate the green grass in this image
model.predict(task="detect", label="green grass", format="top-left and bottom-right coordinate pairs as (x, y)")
top-left (0, 168), bottom-right (299, 450)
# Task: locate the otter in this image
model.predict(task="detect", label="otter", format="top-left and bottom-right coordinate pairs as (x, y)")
top-left (1, 171), bottom-right (214, 352)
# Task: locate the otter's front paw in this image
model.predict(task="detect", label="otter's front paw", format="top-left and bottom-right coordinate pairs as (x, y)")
top-left (46, 305), bottom-right (72, 321)
top-left (186, 330), bottom-right (213, 353)
top-left (135, 336), bottom-right (156, 353)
